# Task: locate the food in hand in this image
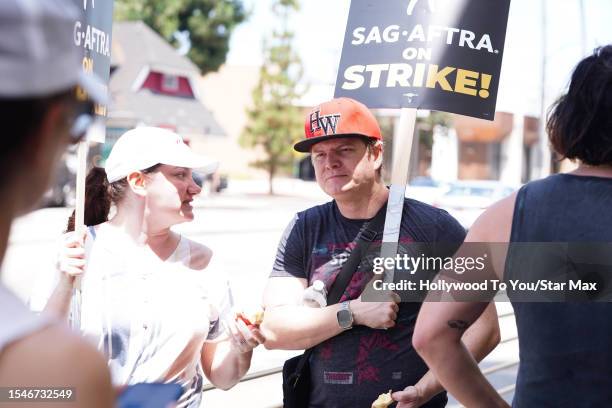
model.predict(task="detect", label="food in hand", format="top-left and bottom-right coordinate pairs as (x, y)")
top-left (236, 310), bottom-right (264, 327)
top-left (371, 390), bottom-right (393, 408)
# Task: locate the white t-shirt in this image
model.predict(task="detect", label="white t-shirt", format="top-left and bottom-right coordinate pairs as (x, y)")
top-left (78, 225), bottom-right (231, 408)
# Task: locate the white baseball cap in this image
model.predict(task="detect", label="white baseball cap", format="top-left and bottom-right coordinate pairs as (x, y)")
top-left (105, 127), bottom-right (219, 183)
top-left (0, 0), bottom-right (106, 103)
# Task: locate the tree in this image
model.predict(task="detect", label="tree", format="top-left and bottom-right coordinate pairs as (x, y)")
top-left (240, 0), bottom-right (304, 195)
top-left (114, 0), bottom-right (246, 74)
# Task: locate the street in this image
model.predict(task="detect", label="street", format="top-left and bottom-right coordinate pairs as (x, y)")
top-left (2, 179), bottom-right (517, 407)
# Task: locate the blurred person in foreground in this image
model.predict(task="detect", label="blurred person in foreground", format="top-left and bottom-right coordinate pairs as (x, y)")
top-left (0, 0), bottom-right (113, 406)
top-left (413, 46), bottom-right (612, 407)
top-left (42, 127), bottom-right (265, 407)
top-left (261, 97), bottom-right (500, 407)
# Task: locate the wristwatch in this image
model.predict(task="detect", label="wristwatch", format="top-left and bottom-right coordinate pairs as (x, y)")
top-left (336, 301), bottom-right (354, 330)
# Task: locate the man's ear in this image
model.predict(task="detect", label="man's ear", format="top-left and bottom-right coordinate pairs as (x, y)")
top-left (372, 142), bottom-right (384, 171)
top-left (127, 172), bottom-right (147, 196)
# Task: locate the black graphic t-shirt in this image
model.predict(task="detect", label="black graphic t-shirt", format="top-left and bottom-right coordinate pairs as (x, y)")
top-left (271, 198), bottom-right (466, 408)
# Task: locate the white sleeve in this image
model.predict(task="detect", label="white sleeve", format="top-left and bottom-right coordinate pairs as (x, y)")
top-left (196, 260), bottom-right (233, 342)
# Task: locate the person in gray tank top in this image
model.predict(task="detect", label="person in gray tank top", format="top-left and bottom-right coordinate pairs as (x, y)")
top-left (412, 45), bottom-right (612, 407)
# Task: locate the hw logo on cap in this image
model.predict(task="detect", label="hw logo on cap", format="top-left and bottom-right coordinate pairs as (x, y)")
top-left (294, 97), bottom-right (382, 153)
top-left (309, 109), bottom-right (341, 136)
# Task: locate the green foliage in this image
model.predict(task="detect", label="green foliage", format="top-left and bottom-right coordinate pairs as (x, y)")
top-left (114, 0), bottom-right (246, 74)
top-left (240, 0), bottom-right (304, 194)
top-left (422, 111), bottom-right (452, 128)
top-left (417, 111), bottom-right (451, 150)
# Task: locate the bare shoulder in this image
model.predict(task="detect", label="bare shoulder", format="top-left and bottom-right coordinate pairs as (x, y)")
top-left (184, 237), bottom-right (213, 270)
top-left (0, 323), bottom-right (113, 407)
top-left (467, 191), bottom-right (518, 243)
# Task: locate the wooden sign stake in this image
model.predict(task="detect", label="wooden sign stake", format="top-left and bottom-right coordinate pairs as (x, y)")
top-left (382, 108), bottom-right (418, 284)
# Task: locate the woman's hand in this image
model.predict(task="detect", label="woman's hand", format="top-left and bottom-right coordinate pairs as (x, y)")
top-left (44, 230), bottom-right (87, 319)
top-left (56, 230), bottom-right (87, 286)
top-left (201, 317), bottom-right (266, 390)
top-left (227, 318), bottom-right (266, 354)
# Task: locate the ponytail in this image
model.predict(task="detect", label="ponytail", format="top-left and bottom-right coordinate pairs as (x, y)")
top-left (65, 164), bottom-right (161, 232)
top-left (65, 167), bottom-right (111, 232)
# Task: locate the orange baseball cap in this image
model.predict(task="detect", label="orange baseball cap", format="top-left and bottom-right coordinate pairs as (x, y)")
top-left (294, 97), bottom-right (382, 152)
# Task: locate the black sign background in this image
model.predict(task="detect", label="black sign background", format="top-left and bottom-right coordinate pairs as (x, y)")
top-left (72, 0), bottom-right (114, 83)
top-left (71, 0), bottom-right (114, 143)
top-left (334, 0), bottom-right (511, 120)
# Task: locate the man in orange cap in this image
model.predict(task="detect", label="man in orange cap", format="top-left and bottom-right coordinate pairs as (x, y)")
top-left (262, 97), bottom-right (500, 407)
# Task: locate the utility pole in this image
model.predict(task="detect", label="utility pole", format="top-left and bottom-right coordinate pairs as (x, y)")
top-left (579, 0), bottom-right (587, 56)
top-left (537, 0), bottom-right (551, 179)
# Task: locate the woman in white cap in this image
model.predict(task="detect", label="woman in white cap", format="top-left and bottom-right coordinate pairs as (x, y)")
top-left (43, 127), bottom-right (264, 407)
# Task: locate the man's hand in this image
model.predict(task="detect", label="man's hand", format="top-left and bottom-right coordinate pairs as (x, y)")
top-left (392, 386), bottom-right (427, 408)
top-left (349, 291), bottom-right (400, 329)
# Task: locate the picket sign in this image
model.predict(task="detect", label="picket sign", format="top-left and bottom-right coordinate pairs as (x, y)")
top-left (70, 141), bottom-right (89, 329)
top-left (335, 0), bottom-right (511, 285)
top-left (71, 119), bottom-right (106, 330)
top-left (69, 0), bottom-right (115, 330)
top-left (381, 108), bottom-right (417, 283)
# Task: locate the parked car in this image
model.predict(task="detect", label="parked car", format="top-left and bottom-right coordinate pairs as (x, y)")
top-left (40, 157), bottom-right (76, 207)
top-left (192, 172), bottom-right (228, 193)
top-left (406, 177), bottom-right (450, 205)
top-left (433, 180), bottom-right (517, 230)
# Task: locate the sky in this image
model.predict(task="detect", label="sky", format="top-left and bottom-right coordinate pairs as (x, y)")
top-left (226, 0), bottom-right (612, 116)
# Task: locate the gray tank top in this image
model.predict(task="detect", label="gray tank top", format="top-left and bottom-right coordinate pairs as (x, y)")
top-left (505, 174), bottom-right (612, 407)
